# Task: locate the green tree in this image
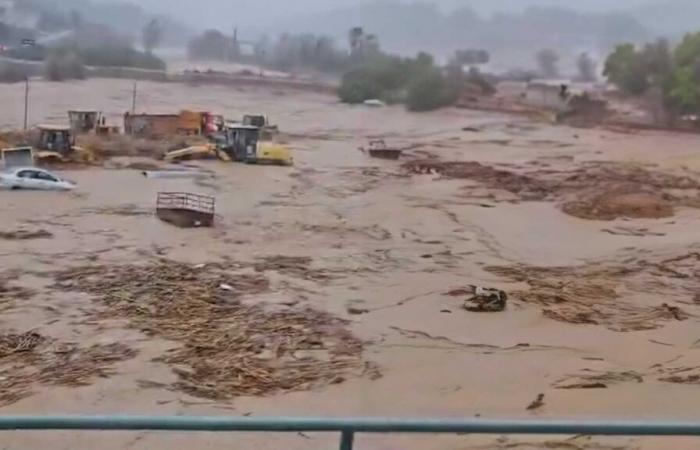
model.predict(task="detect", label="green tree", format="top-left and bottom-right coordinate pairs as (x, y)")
top-left (674, 32), bottom-right (700, 68)
top-left (337, 68), bottom-right (383, 103)
top-left (406, 68), bottom-right (457, 112)
top-left (603, 43), bottom-right (649, 95)
top-left (668, 66), bottom-right (700, 113)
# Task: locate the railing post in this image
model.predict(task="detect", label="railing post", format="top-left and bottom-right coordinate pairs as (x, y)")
top-left (339, 429), bottom-right (354, 450)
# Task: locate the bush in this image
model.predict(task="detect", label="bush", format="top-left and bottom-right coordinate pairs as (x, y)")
top-left (337, 51), bottom-right (460, 111)
top-left (79, 47), bottom-right (165, 70)
top-left (406, 69), bottom-right (457, 112)
top-left (44, 51), bottom-right (86, 81)
top-left (0, 64), bottom-right (28, 83)
top-left (464, 67), bottom-right (496, 96)
top-left (337, 55), bottom-right (409, 104)
top-left (337, 69), bottom-right (383, 103)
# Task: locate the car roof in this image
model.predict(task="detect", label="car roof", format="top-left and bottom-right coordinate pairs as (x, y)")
top-left (37, 124), bottom-right (70, 131)
top-left (11, 167), bottom-right (48, 172)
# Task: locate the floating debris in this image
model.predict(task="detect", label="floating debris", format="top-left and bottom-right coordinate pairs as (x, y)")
top-left (486, 253), bottom-right (699, 331)
top-left (51, 260), bottom-right (369, 400)
top-left (446, 285), bottom-right (507, 312)
top-left (0, 331), bottom-right (136, 406)
top-left (0, 229), bottom-right (53, 240)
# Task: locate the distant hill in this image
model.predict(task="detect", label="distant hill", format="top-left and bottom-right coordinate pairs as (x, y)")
top-left (270, 1), bottom-right (650, 71)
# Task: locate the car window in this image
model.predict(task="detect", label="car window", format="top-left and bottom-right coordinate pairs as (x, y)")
top-left (16, 170), bottom-right (36, 178)
top-left (36, 172), bottom-right (58, 182)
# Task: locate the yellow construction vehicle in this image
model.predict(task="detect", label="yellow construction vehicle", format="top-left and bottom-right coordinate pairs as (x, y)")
top-left (217, 124), bottom-right (292, 166)
top-left (242, 114), bottom-right (279, 139)
top-left (34, 124), bottom-right (93, 163)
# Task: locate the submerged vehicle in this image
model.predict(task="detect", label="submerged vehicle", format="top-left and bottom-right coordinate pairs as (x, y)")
top-left (0, 167), bottom-right (76, 190)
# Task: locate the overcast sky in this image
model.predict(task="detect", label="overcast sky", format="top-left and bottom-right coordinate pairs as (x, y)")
top-left (128, 0), bottom-right (662, 29)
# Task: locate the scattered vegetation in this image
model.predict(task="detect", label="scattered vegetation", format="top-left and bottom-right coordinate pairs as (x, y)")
top-left (603, 35), bottom-right (700, 119)
top-left (7, 43), bottom-right (165, 72)
top-left (187, 29), bottom-right (238, 62)
top-left (79, 46), bottom-right (165, 70)
top-left (406, 68), bottom-right (458, 112)
top-left (188, 29), bottom-right (350, 74)
top-left (535, 49), bottom-right (560, 78)
top-left (338, 43), bottom-right (490, 111)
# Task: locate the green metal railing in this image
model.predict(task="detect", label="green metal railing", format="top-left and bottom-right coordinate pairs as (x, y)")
top-left (1, 416), bottom-right (700, 449)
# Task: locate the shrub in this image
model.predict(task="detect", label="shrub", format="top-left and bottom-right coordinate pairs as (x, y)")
top-left (337, 55), bottom-right (409, 104)
top-left (337, 69), bottom-right (383, 103)
top-left (406, 69), bottom-right (457, 112)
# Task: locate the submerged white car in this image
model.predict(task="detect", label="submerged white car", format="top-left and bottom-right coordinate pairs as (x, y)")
top-left (0, 167), bottom-right (76, 191)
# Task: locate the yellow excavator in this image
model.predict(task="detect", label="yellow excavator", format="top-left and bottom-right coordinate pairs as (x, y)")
top-left (215, 123), bottom-right (292, 166)
top-left (163, 126), bottom-right (291, 166)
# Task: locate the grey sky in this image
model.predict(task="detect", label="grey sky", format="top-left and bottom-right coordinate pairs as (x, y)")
top-left (128, 0), bottom-right (669, 29)
top-left (88, 0), bottom-right (700, 43)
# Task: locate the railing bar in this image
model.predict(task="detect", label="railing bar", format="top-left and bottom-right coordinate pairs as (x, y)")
top-left (0, 417), bottom-right (699, 436)
top-left (339, 430), bottom-right (354, 450)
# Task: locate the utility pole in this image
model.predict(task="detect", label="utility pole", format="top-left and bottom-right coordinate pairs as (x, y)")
top-left (131, 81), bottom-right (137, 113)
top-left (23, 76), bottom-right (29, 130)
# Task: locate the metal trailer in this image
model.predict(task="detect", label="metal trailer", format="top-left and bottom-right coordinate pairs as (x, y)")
top-left (156, 192), bottom-right (215, 228)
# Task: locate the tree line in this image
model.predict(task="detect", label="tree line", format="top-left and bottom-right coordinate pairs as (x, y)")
top-left (604, 32), bottom-right (700, 120)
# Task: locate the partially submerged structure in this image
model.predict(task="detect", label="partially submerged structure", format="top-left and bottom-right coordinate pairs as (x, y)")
top-left (359, 140), bottom-right (403, 160)
top-left (68, 111), bottom-right (101, 133)
top-left (524, 80), bottom-right (572, 111)
top-left (523, 80), bottom-right (609, 123)
top-left (156, 192), bottom-right (215, 228)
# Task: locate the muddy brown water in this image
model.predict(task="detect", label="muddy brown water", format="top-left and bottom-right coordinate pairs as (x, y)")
top-left (2, 79), bottom-right (700, 449)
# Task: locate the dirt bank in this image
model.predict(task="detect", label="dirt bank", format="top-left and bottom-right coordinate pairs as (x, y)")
top-left (404, 158), bottom-right (700, 220)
